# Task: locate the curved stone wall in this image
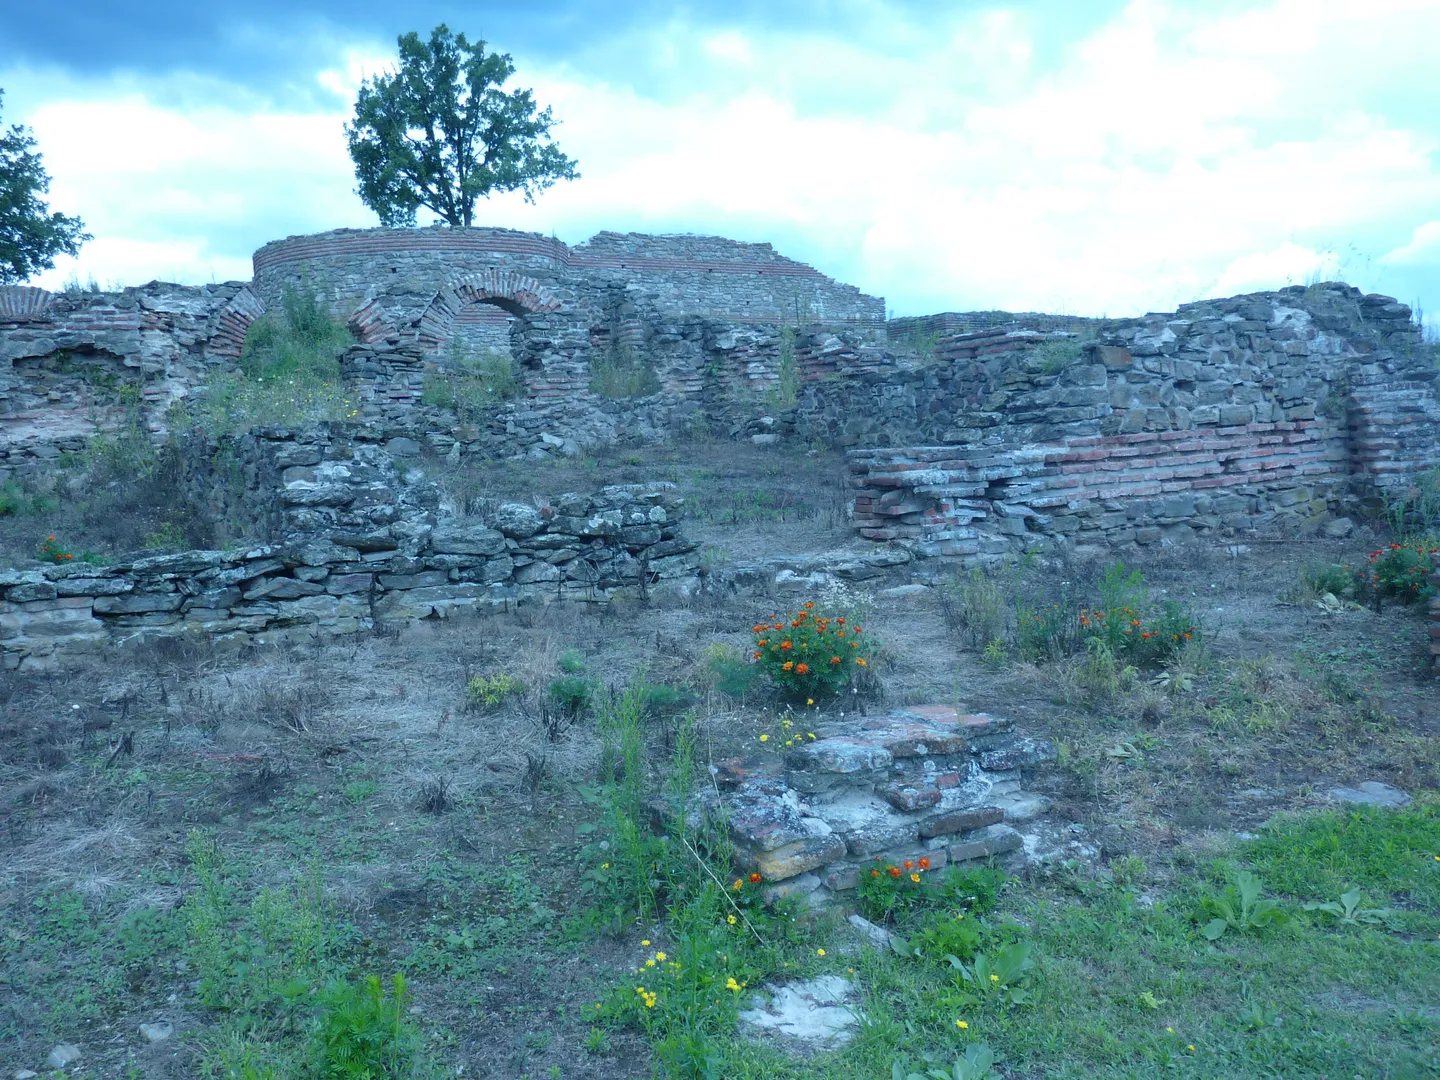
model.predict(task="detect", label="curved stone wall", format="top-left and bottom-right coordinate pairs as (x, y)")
top-left (252, 226), bottom-right (887, 351)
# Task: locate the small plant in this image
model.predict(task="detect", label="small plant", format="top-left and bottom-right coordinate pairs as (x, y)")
top-left (936, 864), bottom-right (1007, 915)
top-left (1032, 336), bottom-right (1083, 374)
top-left (1200, 871), bottom-right (1287, 940)
top-left (342, 780), bottom-right (379, 804)
top-left (1303, 885), bottom-right (1397, 928)
top-left (702, 643), bottom-right (762, 700)
top-left (1298, 560), bottom-right (1354, 600)
top-left (938, 567), bottom-right (1008, 649)
top-left (980, 639), bottom-right (1007, 668)
top-left (946, 940), bottom-right (1036, 1005)
top-left (311, 973), bottom-right (422, 1079)
top-left (557, 648), bottom-right (587, 675)
top-left (422, 345), bottom-right (519, 417)
top-left (750, 601), bottom-right (875, 701)
top-left (465, 672), bottom-right (521, 710)
top-left (911, 910), bottom-right (983, 963)
top-left (36, 534), bottom-right (75, 563)
top-left (895, 1042), bottom-right (998, 1080)
top-left (549, 675), bottom-right (592, 715)
top-left (764, 326), bottom-right (801, 410)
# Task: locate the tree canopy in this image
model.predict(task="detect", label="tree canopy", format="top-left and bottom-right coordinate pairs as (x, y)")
top-left (346, 25), bottom-right (579, 228)
top-left (0, 89), bottom-right (89, 284)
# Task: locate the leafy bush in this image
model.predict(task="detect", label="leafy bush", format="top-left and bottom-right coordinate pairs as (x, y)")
top-left (750, 601), bottom-right (874, 700)
top-left (176, 285), bottom-right (355, 436)
top-left (938, 567), bottom-right (1008, 649)
top-left (1078, 562), bottom-right (1198, 666)
top-left (1299, 560), bottom-right (1354, 599)
top-left (857, 855), bottom-right (937, 923)
top-left (557, 647), bottom-right (586, 674)
top-left (0, 480), bottom-right (56, 517)
top-left (1355, 540), bottom-right (1437, 604)
top-left (35, 534), bottom-right (74, 563)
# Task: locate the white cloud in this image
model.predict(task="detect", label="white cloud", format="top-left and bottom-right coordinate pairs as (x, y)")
top-left (9, 0), bottom-right (1440, 321)
top-left (1380, 221), bottom-right (1440, 266)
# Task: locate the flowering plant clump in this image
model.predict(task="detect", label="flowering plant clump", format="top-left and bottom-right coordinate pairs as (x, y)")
top-left (750, 602), bottom-right (874, 700)
top-left (856, 855), bottom-right (933, 923)
top-left (1077, 600), bottom-right (1196, 666)
top-left (1356, 541), bottom-right (1437, 604)
top-left (36, 535), bottom-right (74, 564)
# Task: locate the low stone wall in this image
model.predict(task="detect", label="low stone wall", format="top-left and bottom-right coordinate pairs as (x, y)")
top-left (0, 484), bottom-right (697, 671)
top-left (711, 705), bottom-right (1056, 904)
top-left (1430, 566), bottom-right (1440, 674)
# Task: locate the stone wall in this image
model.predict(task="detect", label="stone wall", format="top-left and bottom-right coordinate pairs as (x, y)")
top-left (0, 281), bottom-right (263, 476)
top-left (837, 285), bottom-right (1439, 558)
top-left (0, 482), bottom-right (698, 671)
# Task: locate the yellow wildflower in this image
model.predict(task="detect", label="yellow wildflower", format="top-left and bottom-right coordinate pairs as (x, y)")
top-left (656, 952), bottom-right (667, 962)
top-left (955, 1019), bottom-right (969, 1030)
top-left (816, 948), bottom-right (825, 957)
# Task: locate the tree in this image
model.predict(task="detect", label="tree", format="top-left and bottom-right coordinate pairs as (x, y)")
top-left (346, 25), bottom-right (579, 228)
top-left (0, 89), bottom-right (89, 284)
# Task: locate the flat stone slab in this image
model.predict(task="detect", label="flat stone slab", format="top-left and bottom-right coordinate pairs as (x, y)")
top-left (1328, 781), bottom-right (1410, 808)
top-left (739, 975), bottom-right (861, 1051)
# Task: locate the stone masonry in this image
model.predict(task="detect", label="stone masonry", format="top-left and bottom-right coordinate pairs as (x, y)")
top-left (708, 704), bottom-right (1057, 905)
top-left (0, 482), bottom-right (698, 671)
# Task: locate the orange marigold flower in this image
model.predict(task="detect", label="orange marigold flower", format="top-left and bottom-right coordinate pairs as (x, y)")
top-left (782, 661), bottom-right (795, 672)
top-left (754, 652), bottom-right (763, 660)
top-left (836, 617), bottom-right (845, 624)
top-left (780, 641), bottom-right (793, 651)
top-left (888, 866), bottom-right (901, 878)
top-left (918, 857), bottom-right (930, 870)
top-left (870, 868), bottom-right (880, 877)
top-left (757, 639), bottom-right (768, 646)
top-left (749, 872), bottom-right (762, 883)
top-left (904, 860), bottom-right (914, 871)
top-left (855, 658), bottom-right (868, 667)
top-left (804, 601), bottom-right (815, 609)
top-left (773, 623), bottom-right (783, 631)
top-left (795, 663), bottom-right (810, 675)
top-left (1184, 632), bottom-right (1192, 640)
top-left (753, 625), bottom-right (767, 633)
top-left (830, 656), bottom-right (842, 665)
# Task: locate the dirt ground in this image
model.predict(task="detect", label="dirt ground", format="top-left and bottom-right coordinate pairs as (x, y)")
top-left (2, 473), bottom-right (1437, 1076)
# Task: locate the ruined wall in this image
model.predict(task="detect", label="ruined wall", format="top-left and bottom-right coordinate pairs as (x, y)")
top-left (251, 227), bottom-right (886, 346)
top-left (0, 482), bottom-right (698, 671)
top-left (0, 282), bottom-right (263, 475)
top-left (838, 285), bottom-right (1438, 558)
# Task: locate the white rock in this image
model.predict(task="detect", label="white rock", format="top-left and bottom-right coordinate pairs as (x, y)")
top-left (139, 1020), bottom-right (174, 1042)
top-left (15, 1070), bottom-right (39, 1079)
top-left (993, 791), bottom-right (1052, 822)
top-left (846, 913), bottom-right (892, 950)
top-left (46, 1044), bottom-right (81, 1068)
top-left (1328, 781), bottom-right (1410, 808)
top-left (739, 975), bottom-right (861, 1050)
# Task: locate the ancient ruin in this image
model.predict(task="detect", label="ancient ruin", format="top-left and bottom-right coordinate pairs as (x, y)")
top-left (2, 225), bottom-right (1438, 670)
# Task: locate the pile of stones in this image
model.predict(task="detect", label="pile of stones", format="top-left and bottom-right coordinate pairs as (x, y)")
top-left (709, 704), bottom-right (1058, 905)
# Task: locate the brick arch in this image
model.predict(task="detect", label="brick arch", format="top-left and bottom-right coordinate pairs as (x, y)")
top-left (416, 271), bottom-right (563, 354)
top-left (207, 285), bottom-right (266, 358)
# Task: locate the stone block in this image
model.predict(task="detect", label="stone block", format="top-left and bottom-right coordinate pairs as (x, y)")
top-left (93, 592), bottom-right (185, 615)
top-left (327, 573), bottom-right (374, 595)
top-left (858, 718), bottom-right (968, 758)
top-left (7, 582), bottom-right (57, 602)
top-left (919, 806), bottom-right (1004, 839)
top-left (881, 779), bottom-right (943, 812)
top-left (786, 736), bottom-right (892, 774)
top-left (431, 527), bottom-right (506, 556)
top-left (947, 824), bottom-right (1023, 864)
top-left (755, 835), bottom-right (847, 881)
top-left (54, 577), bottom-right (133, 598)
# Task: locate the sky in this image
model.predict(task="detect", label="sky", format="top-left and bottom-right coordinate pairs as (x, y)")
top-left (2, 0), bottom-right (1438, 325)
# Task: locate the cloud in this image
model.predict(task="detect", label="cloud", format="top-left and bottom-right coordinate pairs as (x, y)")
top-left (7, 0), bottom-right (1439, 323)
top-left (1380, 221), bottom-right (1440, 266)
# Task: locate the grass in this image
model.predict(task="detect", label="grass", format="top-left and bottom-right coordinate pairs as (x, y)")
top-left (1, 526), bottom-right (1436, 1078)
top-left (591, 344), bottom-right (661, 400)
top-left (422, 345), bottom-right (519, 418)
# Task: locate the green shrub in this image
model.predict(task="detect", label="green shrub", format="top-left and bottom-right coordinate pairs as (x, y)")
top-left (856, 855), bottom-right (938, 923)
top-left (1299, 560), bottom-right (1354, 599)
top-left (36, 534), bottom-right (74, 563)
top-left (939, 567), bottom-right (1008, 649)
top-left (1031, 337), bottom-right (1084, 374)
top-left (1078, 562), bottom-right (1198, 666)
top-left (0, 480), bottom-right (56, 517)
top-left (549, 675), bottom-right (592, 715)
top-left (310, 974), bottom-right (421, 1079)
top-left (177, 285), bottom-right (355, 436)
top-left (557, 648), bottom-right (587, 674)
top-left (750, 602), bottom-right (875, 701)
